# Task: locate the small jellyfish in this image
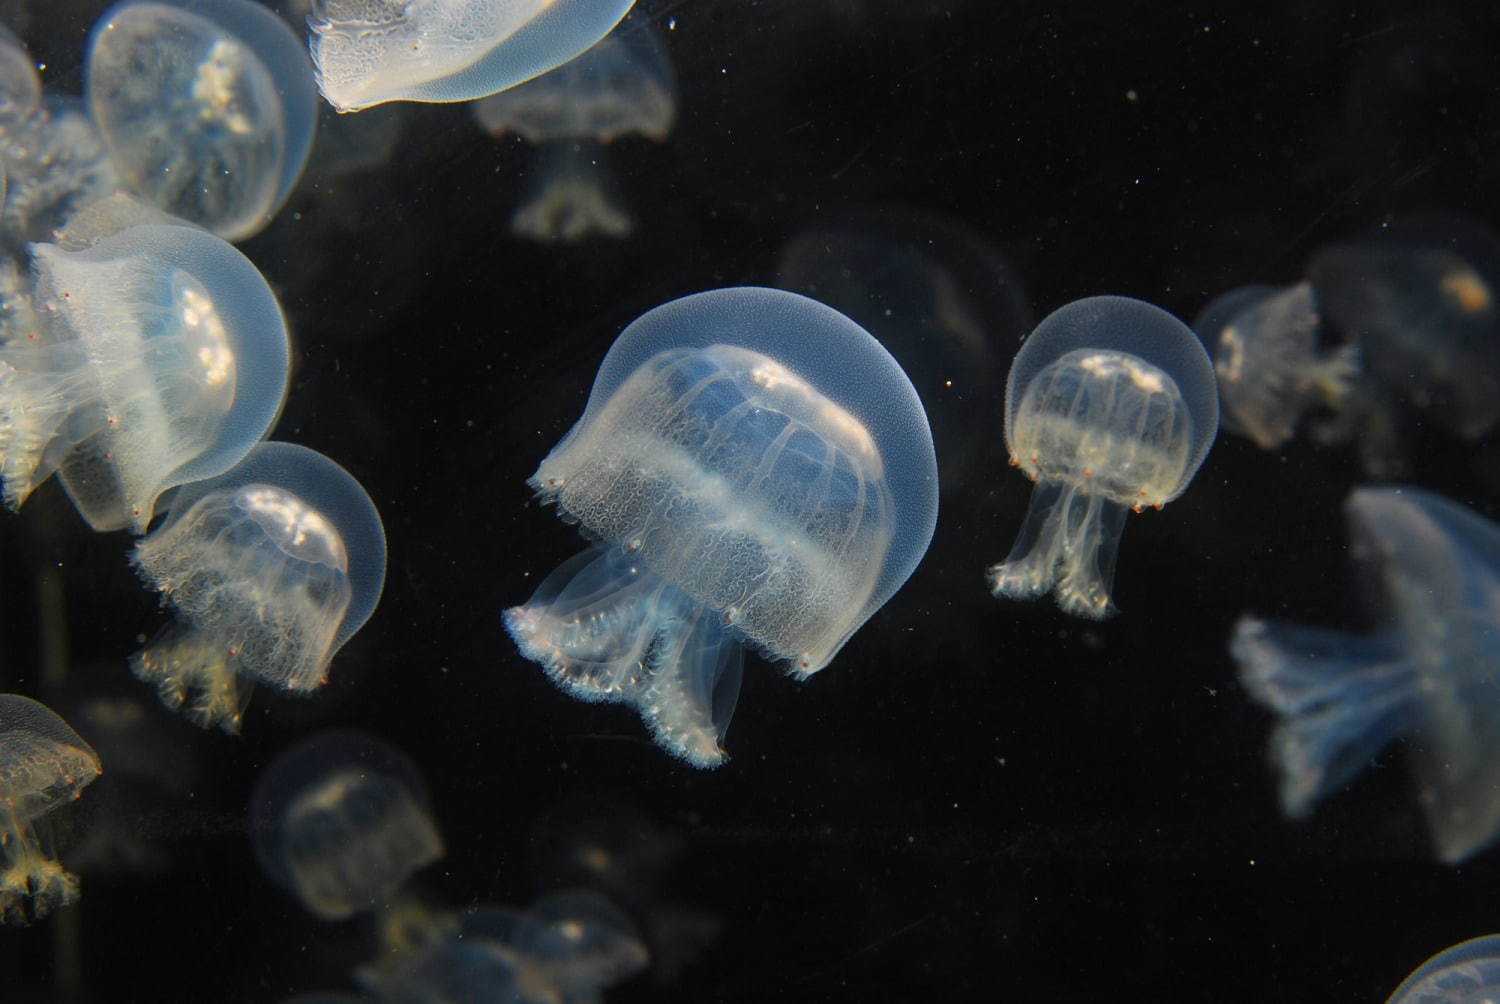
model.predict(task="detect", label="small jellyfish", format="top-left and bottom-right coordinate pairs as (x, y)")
top-left (505, 287), bottom-right (938, 767)
top-left (1193, 282), bottom-right (1359, 451)
top-left (249, 732), bottom-right (442, 920)
top-left (472, 20), bottom-right (677, 242)
top-left (1232, 486), bottom-right (1500, 864)
top-left (987, 296), bottom-right (1218, 618)
top-left (86, 0), bottom-right (319, 241)
top-left (0, 694), bottom-right (102, 925)
top-left (1388, 934), bottom-right (1500, 1003)
top-left (0, 220), bottom-right (290, 532)
top-left (309, 0), bottom-right (635, 114)
top-left (130, 442), bottom-right (387, 732)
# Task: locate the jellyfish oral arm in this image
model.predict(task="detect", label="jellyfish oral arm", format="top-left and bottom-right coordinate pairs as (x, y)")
top-left (987, 481), bottom-right (1129, 620)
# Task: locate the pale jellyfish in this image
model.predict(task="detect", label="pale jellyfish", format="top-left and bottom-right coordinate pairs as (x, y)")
top-left (0, 220), bottom-right (290, 532)
top-left (86, 0), bottom-right (318, 241)
top-left (472, 20), bottom-right (676, 242)
top-left (309, 0), bottom-right (635, 114)
top-left (1232, 486), bottom-right (1500, 864)
top-left (0, 24), bottom-right (40, 134)
top-left (506, 287), bottom-right (938, 767)
top-left (1388, 934), bottom-right (1500, 1003)
top-left (0, 98), bottom-right (120, 248)
top-left (130, 441), bottom-right (387, 732)
top-left (987, 295), bottom-right (1218, 618)
top-left (1193, 282), bottom-right (1359, 450)
top-left (249, 732), bottom-right (443, 920)
top-left (0, 694), bottom-right (102, 925)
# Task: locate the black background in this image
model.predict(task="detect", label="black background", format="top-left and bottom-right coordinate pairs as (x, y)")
top-left (2, 0), bottom-right (1500, 999)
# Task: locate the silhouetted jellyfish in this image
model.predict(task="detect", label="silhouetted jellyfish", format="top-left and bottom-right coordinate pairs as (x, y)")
top-left (1232, 486), bottom-right (1500, 863)
top-left (130, 442), bottom-right (387, 732)
top-left (250, 732), bottom-right (442, 920)
top-left (1308, 215), bottom-right (1500, 476)
top-left (472, 20), bottom-right (676, 242)
top-left (309, 0), bottom-right (635, 114)
top-left (0, 694), bottom-right (102, 925)
top-left (506, 287), bottom-right (938, 767)
top-left (987, 295), bottom-right (1218, 618)
top-left (775, 205), bottom-right (1031, 500)
top-left (1193, 282), bottom-right (1359, 451)
top-left (0, 219), bottom-right (290, 532)
top-left (86, 0), bottom-right (318, 242)
top-left (1388, 934), bottom-right (1500, 1003)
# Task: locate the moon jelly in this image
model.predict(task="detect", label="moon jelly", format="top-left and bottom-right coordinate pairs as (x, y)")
top-left (0, 694), bottom-right (102, 925)
top-left (505, 287), bottom-right (938, 767)
top-left (130, 442), bottom-right (387, 732)
top-left (309, 0), bottom-right (635, 114)
top-left (1388, 934), bottom-right (1500, 1003)
top-left (987, 296), bottom-right (1218, 618)
top-left (86, 0), bottom-right (319, 241)
top-left (0, 221), bottom-right (290, 532)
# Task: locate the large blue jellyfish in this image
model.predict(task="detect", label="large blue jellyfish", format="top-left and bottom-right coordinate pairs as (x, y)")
top-left (1232, 486), bottom-right (1500, 863)
top-left (505, 287), bottom-right (939, 767)
top-left (130, 442), bottom-right (387, 732)
top-left (0, 218), bottom-right (290, 532)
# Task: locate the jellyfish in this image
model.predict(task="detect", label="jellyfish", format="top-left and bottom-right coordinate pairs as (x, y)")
top-left (472, 20), bottom-right (676, 242)
top-left (308, 0), bottom-right (635, 114)
top-left (987, 295), bottom-right (1218, 618)
top-left (0, 220), bottom-right (290, 532)
top-left (250, 732), bottom-right (442, 920)
top-left (1388, 934), bottom-right (1500, 1003)
top-left (0, 24), bottom-right (40, 135)
top-left (130, 441), bottom-right (387, 732)
top-left (85, 0), bottom-right (318, 242)
top-left (1232, 485), bottom-right (1500, 864)
top-left (505, 287), bottom-right (938, 767)
top-left (0, 694), bottom-right (102, 925)
top-left (0, 97), bottom-right (120, 249)
top-left (1192, 282), bottom-right (1359, 451)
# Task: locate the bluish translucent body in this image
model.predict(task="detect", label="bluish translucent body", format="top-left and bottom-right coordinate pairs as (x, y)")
top-left (988, 295), bottom-right (1218, 618)
top-left (1388, 934), bottom-right (1500, 1003)
top-left (0, 221), bottom-right (289, 532)
top-left (309, 0), bottom-right (636, 114)
top-left (1232, 486), bottom-right (1500, 863)
top-left (506, 287), bottom-right (938, 767)
top-left (249, 732), bottom-right (442, 920)
top-left (86, 0), bottom-right (318, 241)
top-left (130, 442), bottom-right (387, 732)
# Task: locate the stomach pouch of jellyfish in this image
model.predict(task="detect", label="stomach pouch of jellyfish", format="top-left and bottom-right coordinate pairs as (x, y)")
top-left (531, 344), bottom-right (892, 665)
top-left (507, 544), bottom-right (744, 768)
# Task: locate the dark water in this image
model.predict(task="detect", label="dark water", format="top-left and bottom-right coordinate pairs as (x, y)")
top-left (2, 0), bottom-right (1499, 999)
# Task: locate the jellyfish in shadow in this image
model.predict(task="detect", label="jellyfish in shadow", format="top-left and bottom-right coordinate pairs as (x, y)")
top-left (987, 296), bottom-right (1218, 618)
top-left (0, 694), bottom-right (102, 925)
top-left (505, 287), bottom-right (938, 767)
top-left (1193, 281), bottom-right (1359, 451)
top-left (472, 20), bottom-right (676, 242)
top-left (1232, 486), bottom-right (1500, 863)
top-left (130, 442), bottom-right (386, 732)
top-left (1388, 934), bottom-right (1500, 1002)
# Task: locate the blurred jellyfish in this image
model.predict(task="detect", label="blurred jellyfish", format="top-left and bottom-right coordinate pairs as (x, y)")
top-left (85, 0), bottom-right (318, 242)
top-left (987, 296), bottom-right (1218, 618)
top-left (1193, 282), bottom-right (1359, 451)
top-left (0, 220), bottom-right (290, 532)
top-left (250, 732), bottom-right (442, 920)
top-left (473, 20), bottom-right (676, 243)
top-left (309, 0), bottom-right (635, 114)
top-left (1388, 934), bottom-right (1500, 1003)
top-left (361, 891), bottom-right (648, 1003)
top-left (506, 287), bottom-right (938, 767)
top-left (1232, 486), bottom-right (1500, 863)
top-left (0, 24), bottom-right (40, 134)
top-left (775, 206), bottom-right (1030, 499)
top-left (0, 97), bottom-right (120, 249)
top-left (1308, 215), bottom-right (1500, 476)
top-left (130, 442), bottom-right (387, 732)
top-left (0, 694), bottom-right (102, 925)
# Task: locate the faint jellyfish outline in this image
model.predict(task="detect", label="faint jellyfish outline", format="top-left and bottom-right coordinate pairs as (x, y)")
top-left (987, 295), bottom-right (1218, 618)
top-left (505, 286), bottom-right (939, 767)
top-left (1387, 934), bottom-right (1500, 1003)
top-left (0, 694), bottom-right (102, 926)
top-left (130, 441), bottom-right (387, 732)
